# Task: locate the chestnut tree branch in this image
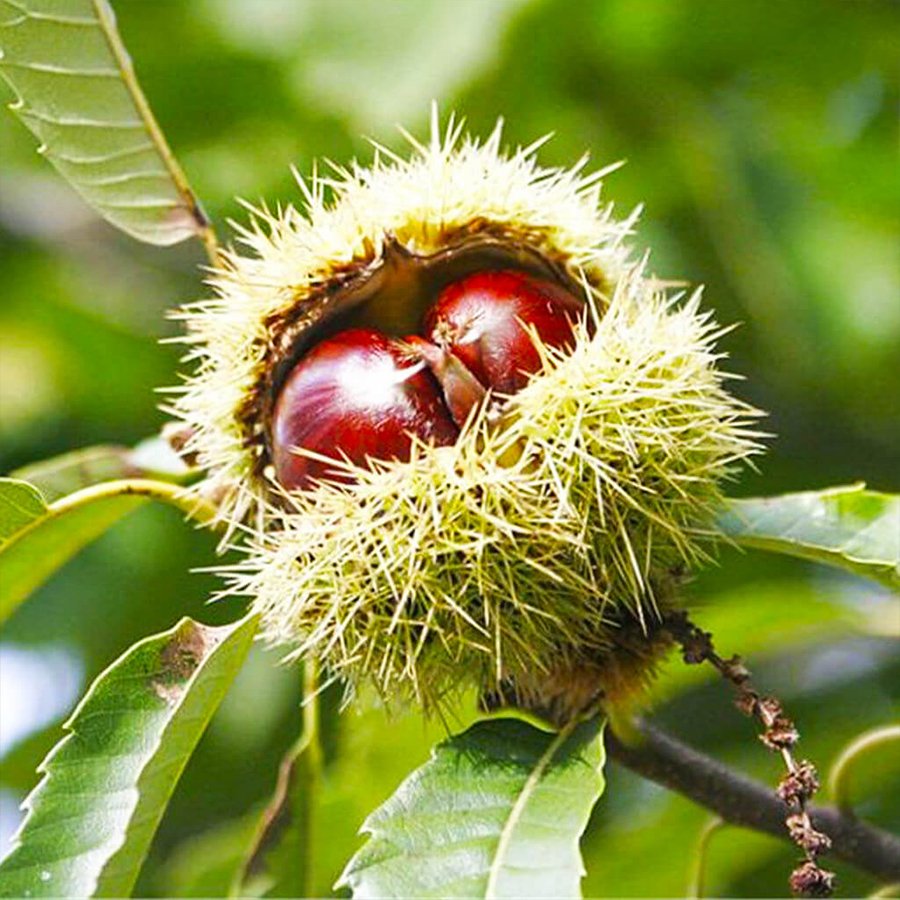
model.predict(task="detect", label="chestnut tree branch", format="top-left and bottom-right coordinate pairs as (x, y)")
top-left (606, 720), bottom-right (900, 883)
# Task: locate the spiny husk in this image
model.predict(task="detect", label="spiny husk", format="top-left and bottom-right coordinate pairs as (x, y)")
top-left (168, 113), bottom-right (634, 534)
top-left (221, 266), bottom-right (764, 709)
top-left (171, 112), bottom-right (765, 711)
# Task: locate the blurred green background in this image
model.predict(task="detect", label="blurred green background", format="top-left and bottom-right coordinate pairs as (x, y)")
top-left (1, 0), bottom-right (897, 896)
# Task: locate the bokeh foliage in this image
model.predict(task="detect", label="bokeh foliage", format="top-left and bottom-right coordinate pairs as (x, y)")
top-left (0, 1), bottom-right (897, 896)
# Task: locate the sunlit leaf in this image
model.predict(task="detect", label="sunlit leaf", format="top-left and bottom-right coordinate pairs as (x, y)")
top-left (0, 0), bottom-right (212, 248)
top-left (339, 716), bottom-right (605, 899)
top-left (719, 485), bottom-right (899, 591)
top-left (314, 698), bottom-right (464, 895)
top-left (0, 477), bottom-right (215, 625)
top-left (0, 614), bottom-right (258, 899)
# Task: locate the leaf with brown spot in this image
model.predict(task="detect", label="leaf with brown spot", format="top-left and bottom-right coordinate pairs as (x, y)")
top-left (0, 614), bottom-right (258, 899)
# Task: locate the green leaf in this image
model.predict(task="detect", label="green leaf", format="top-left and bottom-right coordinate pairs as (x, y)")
top-left (0, 614), bottom-right (258, 899)
top-left (719, 484), bottom-right (900, 591)
top-left (0, 0), bottom-right (212, 249)
top-left (0, 477), bottom-right (216, 626)
top-left (339, 715), bottom-right (606, 900)
top-left (314, 700), bottom-right (466, 895)
top-left (11, 436), bottom-right (191, 503)
top-left (0, 477), bottom-right (46, 542)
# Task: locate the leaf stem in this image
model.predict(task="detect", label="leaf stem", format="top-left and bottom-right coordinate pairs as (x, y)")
top-left (828, 725), bottom-right (900, 813)
top-left (47, 478), bottom-right (220, 529)
top-left (300, 658), bottom-right (322, 897)
top-left (686, 816), bottom-right (724, 899)
top-left (230, 659), bottom-right (323, 897)
top-left (91, 0), bottom-right (220, 265)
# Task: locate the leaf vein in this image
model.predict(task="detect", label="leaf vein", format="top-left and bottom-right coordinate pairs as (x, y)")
top-left (0, 60), bottom-right (118, 77)
top-left (44, 141), bottom-right (156, 165)
top-left (18, 107), bottom-right (144, 128)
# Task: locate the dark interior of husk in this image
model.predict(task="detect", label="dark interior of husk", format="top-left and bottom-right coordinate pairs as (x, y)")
top-left (269, 234), bottom-right (584, 399)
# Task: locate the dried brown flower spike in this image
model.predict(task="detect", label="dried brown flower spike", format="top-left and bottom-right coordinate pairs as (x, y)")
top-left (665, 611), bottom-right (836, 897)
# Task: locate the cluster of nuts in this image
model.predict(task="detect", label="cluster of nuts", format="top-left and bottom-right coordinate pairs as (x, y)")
top-left (270, 270), bottom-right (582, 491)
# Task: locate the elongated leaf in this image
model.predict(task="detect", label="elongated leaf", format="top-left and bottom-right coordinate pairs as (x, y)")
top-left (0, 614), bottom-right (258, 899)
top-left (0, 477), bottom-right (213, 625)
top-left (0, 0), bottom-right (210, 246)
top-left (339, 716), bottom-right (606, 899)
top-left (11, 436), bottom-right (191, 502)
top-left (719, 484), bottom-right (900, 591)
